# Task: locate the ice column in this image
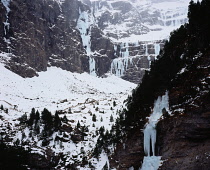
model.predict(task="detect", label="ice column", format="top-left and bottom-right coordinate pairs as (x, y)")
top-left (143, 92), bottom-right (169, 156)
top-left (141, 92), bottom-right (170, 170)
top-left (154, 44), bottom-right (160, 57)
top-left (1, 0), bottom-right (11, 52)
top-left (111, 42), bottom-right (133, 77)
top-left (77, 8), bottom-right (97, 76)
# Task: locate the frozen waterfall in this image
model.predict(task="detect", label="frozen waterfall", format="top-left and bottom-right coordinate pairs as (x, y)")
top-left (76, 8), bottom-right (97, 76)
top-left (1, 0), bottom-right (11, 52)
top-left (141, 91), bottom-right (170, 170)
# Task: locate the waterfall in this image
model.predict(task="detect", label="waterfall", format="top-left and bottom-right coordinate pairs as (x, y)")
top-left (1, 0), bottom-right (11, 53)
top-left (76, 8), bottom-right (97, 76)
top-left (141, 91), bottom-right (170, 170)
top-left (154, 44), bottom-right (160, 57)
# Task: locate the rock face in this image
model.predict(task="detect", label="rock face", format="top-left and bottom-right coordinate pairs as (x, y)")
top-left (156, 51), bottom-right (210, 170)
top-left (110, 40), bottom-right (165, 83)
top-left (0, 0), bottom-right (190, 83)
top-left (157, 113), bottom-right (210, 170)
top-left (81, 0), bottom-right (190, 83)
top-left (110, 126), bottom-right (145, 170)
top-left (0, 0), bottom-right (89, 77)
top-left (90, 26), bottom-right (115, 76)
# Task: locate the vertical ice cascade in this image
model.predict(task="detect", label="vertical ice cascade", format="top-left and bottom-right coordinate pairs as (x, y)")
top-left (1, 0), bottom-right (11, 53)
top-left (141, 91), bottom-right (170, 170)
top-left (111, 42), bottom-right (133, 77)
top-left (76, 8), bottom-right (97, 76)
top-left (154, 43), bottom-right (160, 58)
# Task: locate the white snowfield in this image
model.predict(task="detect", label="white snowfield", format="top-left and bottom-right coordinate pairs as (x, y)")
top-left (0, 63), bottom-right (135, 114)
top-left (83, 0), bottom-right (191, 43)
top-left (0, 62), bottom-right (135, 169)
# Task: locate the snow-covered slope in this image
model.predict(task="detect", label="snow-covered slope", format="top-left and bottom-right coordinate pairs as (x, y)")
top-left (0, 63), bottom-right (135, 169)
top-left (76, 0), bottom-right (191, 83)
top-left (82, 0), bottom-right (191, 42)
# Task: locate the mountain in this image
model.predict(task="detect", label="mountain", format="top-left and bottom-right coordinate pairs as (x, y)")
top-left (105, 0), bottom-right (210, 169)
top-left (0, 0), bottom-right (190, 83)
top-left (1, 0), bottom-right (208, 169)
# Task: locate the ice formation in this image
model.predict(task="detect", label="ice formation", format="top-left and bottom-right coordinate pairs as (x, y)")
top-left (141, 91), bottom-right (170, 170)
top-left (76, 8), bottom-right (97, 76)
top-left (110, 42), bottom-right (133, 77)
top-left (154, 43), bottom-right (160, 57)
top-left (1, 0), bottom-right (11, 52)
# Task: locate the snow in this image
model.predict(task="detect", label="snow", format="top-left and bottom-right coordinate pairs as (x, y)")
top-left (154, 43), bottom-right (160, 57)
top-left (87, 0), bottom-right (191, 43)
top-left (1, 0), bottom-right (11, 13)
top-left (0, 63), bottom-right (136, 169)
top-left (141, 156), bottom-right (162, 170)
top-left (141, 91), bottom-right (170, 170)
top-left (1, 0), bottom-right (11, 48)
top-left (76, 8), bottom-right (97, 76)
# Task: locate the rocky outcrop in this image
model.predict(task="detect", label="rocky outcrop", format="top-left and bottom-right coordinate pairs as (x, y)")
top-left (156, 51), bottom-right (210, 169)
top-left (111, 40), bottom-right (165, 83)
top-left (157, 112), bottom-right (210, 170)
top-left (90, 26), bottom-right (115, 76)
top-left (110, 126), bottom-right (145, 170)
top-left (0, 0), bottom-right (89, 77)
top-left (0, 0), bottom-right (189, 83)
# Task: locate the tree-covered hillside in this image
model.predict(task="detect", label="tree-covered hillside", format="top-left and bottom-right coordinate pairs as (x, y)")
top-left (108, 1), bottom-right (210, 168)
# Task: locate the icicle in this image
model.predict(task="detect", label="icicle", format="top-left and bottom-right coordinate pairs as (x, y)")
top-left (141, 92), bottom-right (170, 170)
top-left (76, 7), bottom-right (97, 76)
top-left (1, 0), bottom-right (11, 50)
top-left (154, 43), bottom-right (160, 57)
top-left (89, 56), bottom-right (97, 76)
top-left (145, 44), bottom-right (148, 56)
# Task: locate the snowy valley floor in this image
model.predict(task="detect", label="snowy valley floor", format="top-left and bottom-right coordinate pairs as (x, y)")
top-left (0, 63), bottom-right (136, 169)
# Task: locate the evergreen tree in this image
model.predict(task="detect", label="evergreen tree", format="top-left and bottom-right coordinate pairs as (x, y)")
top-left (0, 105), bottom-right (3, 110)
top-left (35, 110), bottom-right (40, 124)
top-left (92, 114), bottom-right (97, 122)
top-left (62, 115), bottom-right (68, 123)
top-left (77, 121), bottom-right (81, 129)
top-left (113, 101), bottom-right (117, 107)
top-left (19, 113), bottom-right (28, 124)
top-left (110, 114), bottom-right (114, 122)
top-left (41, 108), bottom-right (53, 136)
top-left (54, 111), bottom-right (61, 131)
top-left (28, 108), bottom-right (36, 126)
top-left (95, 107), bottom-right (99, 111)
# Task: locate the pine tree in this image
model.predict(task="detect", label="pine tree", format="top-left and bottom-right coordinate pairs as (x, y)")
top-left (35, 110), bottom-right (40, 124)
top-left (77, 121), bottom-right (81, 129)
top-left (92, 114), bottom-right (97, 122)
top-left (113, 101), bottom-right (117, 107)
top-left (0, 105), bottom-right (3, 110)
top-left (95, 107), bottom-right (99, 111)
top-left (28, 108), bottom-right (36, 126)
top-left (5, 109), bottom-right (8, 114)
top-left (19, 113), bottom-right (28, 124)
top-left (62, 115), bottom-right (68, 123)
top-left (110, 114), bottom-right (114, 122)
top-left (54, 111), bottom-right (61, 131)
